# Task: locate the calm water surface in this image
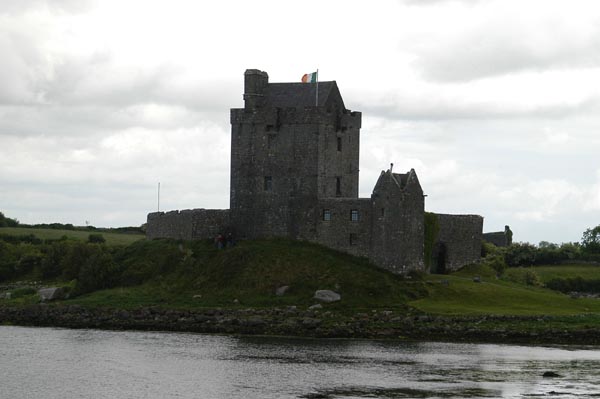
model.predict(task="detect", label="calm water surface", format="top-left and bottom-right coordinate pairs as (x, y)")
top-left (1, 326), bottom-right (600, 398)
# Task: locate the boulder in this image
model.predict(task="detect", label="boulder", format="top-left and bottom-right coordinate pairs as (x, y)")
top-left (275, 285), bottom-right (290, 296)
top-left (308, 303), bottom-right (323, 310)
top-left (38, 287), bottom-right (65, 302)
top-left (313, 290), bottom-right (341, 303)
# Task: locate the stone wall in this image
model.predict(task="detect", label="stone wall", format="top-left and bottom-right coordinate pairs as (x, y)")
top-left (147, 209), bottom-right (230, 240)
top-left (433, 214), bottom-right (483, 272)
top-left (483, 226), bottom-right (513, 247)
top-left (315, 198), bottom-right (372, 258)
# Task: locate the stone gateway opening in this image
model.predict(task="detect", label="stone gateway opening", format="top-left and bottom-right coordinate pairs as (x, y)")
top-left (432, 242), bottom-right (447, 274)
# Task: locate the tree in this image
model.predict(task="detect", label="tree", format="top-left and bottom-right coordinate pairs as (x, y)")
top-left (582, 225), bottom-right (600, 254)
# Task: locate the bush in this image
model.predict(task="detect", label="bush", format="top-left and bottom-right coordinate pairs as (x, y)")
top-left (40, 242), bottom-right (70, 279)
top-left (60, 242), bottom-right (101, 280)
top-left (524, 270), bottom-right (541, 286)
top-left (0, 234), bottom-right (42, 245)
top-left (75, 252), bottom-right (119, 295)
top-left (10, 287), bottom-right (36, 298)
top-left (88, 234), bottom-right (106, 244)
top-left (504, 243), bottom-right (537, 266)
top-left (484, 254), bottom-right (506, 276)
top-left (481, 241), bottom-right (501, 258)
top-left (17, 253), bottom-right (43, 275)
top-left (546, 277), bottom-right (600, 294)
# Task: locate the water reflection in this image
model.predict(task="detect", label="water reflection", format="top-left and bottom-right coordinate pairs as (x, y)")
top-left (1, 326), bottom-right (600, 398)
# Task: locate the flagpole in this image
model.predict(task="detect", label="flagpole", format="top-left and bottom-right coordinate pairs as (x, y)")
top-left (315, 69), bottom-right (319, 106)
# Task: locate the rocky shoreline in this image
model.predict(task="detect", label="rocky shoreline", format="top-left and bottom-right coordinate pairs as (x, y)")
top-left (2, 304), bottom-right (600, 345)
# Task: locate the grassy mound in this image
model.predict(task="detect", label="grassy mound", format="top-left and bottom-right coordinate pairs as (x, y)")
top-left (68, 239), bottom-right (426, 309)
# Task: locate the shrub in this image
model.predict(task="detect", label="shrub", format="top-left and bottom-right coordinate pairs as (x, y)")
top-left (484, 254), bottom-right (506, 276)
top-left (504, 243), bottom-right (537, 266)
top-left (546, 277), bottom-right (600, 294)
top-left (40, 242), bottom-right (70, 279)
top-left (10, 287), bottom-right (36, 298)
top-left (60, 242), bottom-right (101, 280)
top-left (88, 234), bottom-right (106, 244)
top-left (17, 253), bottom-right (43, 275)
top-left (75, 252), bottom-right (119, 295)
top-left (524, 270), bottom-right (541, 286)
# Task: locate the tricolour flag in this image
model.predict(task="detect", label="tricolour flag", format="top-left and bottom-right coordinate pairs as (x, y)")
top-left (301, 71), bottom-right (318, 83)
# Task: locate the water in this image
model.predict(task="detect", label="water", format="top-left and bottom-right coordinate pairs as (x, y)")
top-left (1, 326), bottom-right (600, 398)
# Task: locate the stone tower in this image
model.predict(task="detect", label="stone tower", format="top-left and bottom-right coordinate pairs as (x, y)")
top-left (230, 69), bottom-right (362, 239)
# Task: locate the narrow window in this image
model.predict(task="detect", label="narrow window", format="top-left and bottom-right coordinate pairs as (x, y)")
top-left (336, 177), bottom-right (341, 196)
top-left (264, 176), bottom-right (272, 191)
top-left (337, 137), bottom-right (342, 152)
top-left (323, 209), bottom-right (331, 221)
top-left (350, 209), bottom-right (359, 222)
top-left (349, 233), bottom-right (357, 246)
top-left (381, 208), bottom-right (385, 217)
top-left (266, 124), bottom-right (274, 132)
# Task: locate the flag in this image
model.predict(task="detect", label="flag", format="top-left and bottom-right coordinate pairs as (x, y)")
top-left (301, 71), bottom-right (318, 83)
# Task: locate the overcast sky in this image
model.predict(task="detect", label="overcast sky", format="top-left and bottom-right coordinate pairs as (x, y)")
top-left (1, 0), bottom-right (599, 244)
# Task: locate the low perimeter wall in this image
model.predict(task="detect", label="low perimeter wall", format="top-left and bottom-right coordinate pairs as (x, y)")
top-left (147, 209), bottom-right (230, 240)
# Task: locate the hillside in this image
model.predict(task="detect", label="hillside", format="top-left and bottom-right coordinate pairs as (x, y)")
top-left (3, 237), bottom-right (600, 343)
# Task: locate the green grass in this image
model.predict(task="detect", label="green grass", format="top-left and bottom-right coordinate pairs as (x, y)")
top-left (5, 237), bottom-right (600, 320)
top-left (504, 264), bottom-right (600, 283)
top-left (410, 264), bottom-right (600, 316)
top-left (0, 227), bottom-right (144, 246)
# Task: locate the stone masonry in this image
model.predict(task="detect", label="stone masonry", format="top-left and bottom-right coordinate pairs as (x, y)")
top-left (147, 69), bottom-right (484, 274)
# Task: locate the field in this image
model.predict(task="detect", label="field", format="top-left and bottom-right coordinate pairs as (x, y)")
top-left (504, 264), bottom-right (600, 283)
top-left (0, 227), bottom-right (145, 246)
top-left (410, 263), bottom-right (600, 316)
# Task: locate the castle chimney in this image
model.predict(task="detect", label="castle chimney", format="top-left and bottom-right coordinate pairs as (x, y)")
top-left (243, 69), bottom-right (269, 109)
top-left (390, 163), bottom-right (394, 173)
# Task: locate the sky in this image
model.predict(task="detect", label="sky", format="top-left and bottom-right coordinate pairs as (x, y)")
top-left (1, 0), bottom-right (600, 244)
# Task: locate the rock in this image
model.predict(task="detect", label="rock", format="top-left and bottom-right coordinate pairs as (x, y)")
top-left (193, 294), bottom-right (202, 299)
top-left (308, 304), bottom-right (323, 310)
top-left (314, 290), bottom-right (341, 303)
top-left (473, 276), bottom-right (481, 283)
top-left (243, 317), bottom-right (266, 327)
top-left (233, 298), bottom-right (239, 304)
top-left (543, 371), bottom-right (561, 378)
top-left (301, 318), bottom-right (322, 328)
top-left (275, 285), bottom-right (290, 296)
top-left (38, 287), bottom-right (65, 302)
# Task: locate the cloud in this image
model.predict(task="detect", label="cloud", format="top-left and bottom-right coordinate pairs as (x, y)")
top-left (408, 2), bottom-right (600, 82)
top-left (0, 0), bottom-right (95, 15)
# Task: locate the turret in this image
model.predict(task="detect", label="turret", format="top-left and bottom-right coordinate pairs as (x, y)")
top-left (243, 69), bottom-right (268, 109)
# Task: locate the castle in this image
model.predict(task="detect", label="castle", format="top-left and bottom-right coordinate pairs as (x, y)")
top-left (147, 69), bottom-right (484, 274)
